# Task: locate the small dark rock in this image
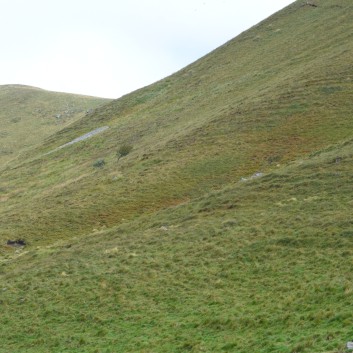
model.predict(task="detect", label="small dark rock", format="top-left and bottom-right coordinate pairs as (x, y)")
top-left (302, 1), bottom-right (317, 7)
top-left (7, 239), bottom-right (26, 247)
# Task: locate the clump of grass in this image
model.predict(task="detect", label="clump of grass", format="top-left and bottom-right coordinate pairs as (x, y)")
top-left (117, 144), bottom-right (133, 161)
top-left (93, 158), bottom-right (105, 168)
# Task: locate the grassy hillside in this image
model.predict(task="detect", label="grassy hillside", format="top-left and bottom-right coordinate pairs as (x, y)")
top-left (1, 137), bottom-right (352, 353)
top-left (0, 0), bottom-right (351, 244)
top-left (0, 84), bottom-right (110, 165)
top-left (0, 0), bottom-right (353, 352)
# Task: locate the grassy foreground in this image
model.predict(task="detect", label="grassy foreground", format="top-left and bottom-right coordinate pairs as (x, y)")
top-left (0, 138), bottom-right (352, 352)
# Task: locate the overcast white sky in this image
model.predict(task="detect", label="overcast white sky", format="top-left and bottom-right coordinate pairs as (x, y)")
top-left (0, 0), bottom-right (294, 98)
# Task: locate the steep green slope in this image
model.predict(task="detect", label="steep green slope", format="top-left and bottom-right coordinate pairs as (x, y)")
top-left (1, 0), bottom-right (351, 245)
top-left (1, 137), bottom-right (352, 353)
top-left (0, 84), bottom-right (110, 165)
top-left (0, 1), bottom-right (353, 352)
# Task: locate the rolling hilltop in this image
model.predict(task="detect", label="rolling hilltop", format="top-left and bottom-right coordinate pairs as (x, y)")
top-left (0, 84), bottom-right (110, 165)
top-left (0, 1), bottom-right (353, 352)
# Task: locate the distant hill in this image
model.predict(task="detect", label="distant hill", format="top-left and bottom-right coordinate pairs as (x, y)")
top-left (0, 1), bottom-right (352, 352)
top-left (0, 84), bottom-right (110, 165)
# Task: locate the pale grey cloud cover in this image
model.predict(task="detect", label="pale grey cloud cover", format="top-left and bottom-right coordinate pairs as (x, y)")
top-left (0, 0), bottom-right (294, 98)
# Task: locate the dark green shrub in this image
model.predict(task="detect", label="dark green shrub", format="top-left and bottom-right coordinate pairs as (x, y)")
top-left (117, 145), bottom-right (133, 161)
top-left (93, 159), bottom-right (105, 168)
